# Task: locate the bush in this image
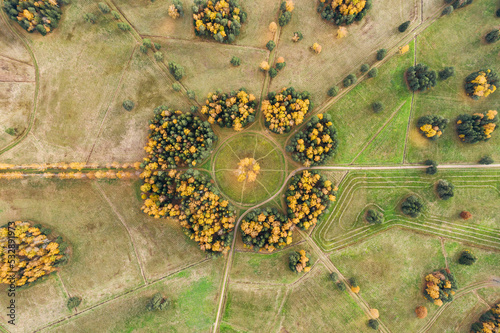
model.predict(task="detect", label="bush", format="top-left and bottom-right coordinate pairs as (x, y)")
top-left (456, 110), bottom-right (498, 143)
top-left (139, 45), bottom-right (148, 54)
top-left (415, 306), bottom-right (428, 319)
top-left (266, 40), bottom-right (276, 51)
top-left (423, 269), bottom-right (458, 306)
top-left (5, 128), bottom-right (17, 136)
top-left (3, 0), bottom-right (65, 34)
top-left (458, 249), bottom-right (477, 265)
top-left (406, 63), bottom-right (437, 91)
top-left (425, 160), bottom-right (438, 175)
top-left (292, 31), bottom-right (303, 42)
top-left (376, 48), bottom-right (387, 61)
top-left (186, 90), bottom-right (195, 100)
top-left (111, 10), bottom-right (120, 20)
top-left (328, 86), bottom-right (339, 97)
top-left (153, 51), bottom-right (164, 62)
top-left (330, 272), bottom-right (338, 281)
top-left (168, 62), bottom-right (185, 80)
top-left (366, 209), bottom-right (383, 224)
top-left (497, 8), bottom-right (500, 17)
top-left (230, 56), bottom-right (241, 66)
top-left (262, 87), bottom-right (312, 134)
top-left (269, 67), bottom-right (278, 78)
top-left (276, 62), bottom-right (286, 71)
top-left (372, 101), bottom-right (384, 113)
top-left (336, 281), bottom-right (346, 291)
top-left (417, 115), bottom-right (449, 140)
top-left (98, 2), bottom-right (110, 13)
top-left (287, 114), bottom-right (338, 167)
top-left (168, 0), bottom-right (184, 19)
top-left (401, 195), bottom-right (424, 217)
top-left (479, 156), bottom-right (494, 165)
top-left (464, 69), bottom-right (498, 100)
top-left (367, 68), bottom-right (378, 78)
top-left (360, 64), bottom-right (370, 73)
top-left (154, 43), bottom-right (161, 50)
top-left (67, 296), bottom-right (82, 310)
top-left (240, 208), bottom-right (292, 252)
top-left (317, 0), bottom-right (371, 26)
top-left (142, 38), bottom-right (152, 49)
top-left (398, 21), bottom-right (410, 32)
top-left (343, 74), bottom-right (357, 87)
top-left (146, 293), bottom-right (169, 311)
top-left (201, 88), bottom-right (257, 131)
top-left (436, 179), bottom-right (454, 200)
top-left (438, 66), bottom-right (455, 80)
top-left (460, 211), bottom-right (472, 220)
top-left (117, 22), bottom-right (131, 31)
top-left (192, 0), bottom-right (246, 43)
top-left (83, 13), bottom-right (97, 24)
top-left (368, 319), bottom-right (379, 330)
top-left (442, 5), bottom-right (453, 15)
top-left (289, 250), bottom-right (312, 273)
top-left (485, 29), bottom-right (500, 44)
top-left (122, 100), bottom-right (135, 111)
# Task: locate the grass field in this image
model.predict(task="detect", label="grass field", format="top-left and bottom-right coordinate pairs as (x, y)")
top-left (406, 0), bottom-right (500, 164)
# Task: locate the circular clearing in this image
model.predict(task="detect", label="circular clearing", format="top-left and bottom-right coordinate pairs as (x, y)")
top-left (213, 132), bottom-right (286, 206)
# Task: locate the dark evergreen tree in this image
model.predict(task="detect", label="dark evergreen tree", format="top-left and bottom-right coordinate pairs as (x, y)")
top-left (398, 21), bottom-right (410, 32)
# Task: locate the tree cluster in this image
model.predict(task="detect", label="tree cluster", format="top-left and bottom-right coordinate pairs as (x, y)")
top-left (262, 87), bottom-right (312, 134)
top-left (3, 0), bottom-right (63, 35)
top-left (317, 0), bottom-right (372, 26)
top-left (240, 208), bottom-right (293, 252)
top-left (406, 63), bottom-right (437, 92)
top-left (458, 249), bottom-right (477, 265)
top-left (285, 171), bottom-right (337, 230)
top-left (168, 0), bottom-right (184, 19)
top-left (365, 209), bottom-right (383, 224)
top-left (464, 69), bottom-right (498, 100)
top-left (146, 293), bottom-right (170, 311)
top-left (456, 110), bottom-right (498, 143)
top-left (289, 249), bottom-right (311, 273)
top-left (470, 303), bottom-right (500, 333)
top-left (286, 114), bottom-right (338, 167)
top-left (140, 169), bottom-right (236, 253)
top-left (201, 89), bottom-right (257, 131)
top-left (168, 62), bottom-right (185, 80)
top-left (423, 269), bottom-right (458, 306)
top-left (236, 157), bottom-right (260, 182)
top-left (417, 115), bottom-right (449, 140)
top-left (0, 221), bottom-right (67, 287)
top-left (143, 107), bottom-right (216, 168)
top-left (436, 179), bottom-right (454, 200)
top-left (425, 159), bottom-right (438, 175)
top-left (401, 195), bottom-right (424, 217)
top-left (192, 0), bottom-right (246, 43)
top-left (278, 1), bottom-right (294, 26)
top-left (438, 66), bottom-right (455, 80)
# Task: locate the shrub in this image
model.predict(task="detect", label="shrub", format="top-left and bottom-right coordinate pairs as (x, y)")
top-left (401, 195), bottom-right (424, 217)
top-left (417, 115), bottom-right (449, 140)
top-left (285, 171), bottom-right (337, 230)
top-left (153, 51), bottom-right (164, 62)
top-left (276, 61), bottom-right (286, 71)
top-left (398, 20), bottom-right (410, 32)
top-left (111, 10), bottom-right (120, 20)
top-left (436, 179), bottom-right (454, 200)
top-left (470, 303), bottom-right (500, 333)
top-left (456, 110), bottom-right (498, 143)
top-left (192, 0), bottom-right (245, 43)
top-left (98, 2), bottom-right (110, 14)
top-left (438, 66), bottom-right (455, 80)
top-left (423, 269), bottom-right (458, 306)
top-left (168, 0), bottom-right (184, 19)
top-left (442, 5), bottom-right (453, 15)
top-left (485, 29), bottom-right (500, 44)
top-left (269, 67), bottom-right (278, 78)
top-left (259, 61), bottom-right (270, 71)
top-left (360, 64), bottom-right (370, 73)
top-left (406, 63), bottom-right (437, 91)
top-left (154, 43), bottom-right (161, 50)
top-left (5, 128), bottom-right (17, 136)
top-left (372, 101), bottom-right (384, 113)
top-left (0, 221), bottom-right (67, 287)
top-left (464, 69), bottom-right (498, 100)
top-left (367, 319), bottom-right (379, 330)
top-left (201, 89), bottom-right (257, 131)
top-left (269, 21), bottom-right (278, 33)
top-left (479, 156), bottom-right (494, 165)
top-left (287, 114), bottom-right (338, 167)
top-left (83, 13), bottom-right (97, 24)
top-left (366, 209), bottom-right (383, 224)
top-left (230, 56), bottom-right (241, 66)
top-left (415, 306), bottom-right (428, 319)
top-left (425, 159), bottom-right (438, 175)
top-left (278, 1), bottom-right (294, 26)
top-left (146, 293), bottom-right (170, 311)
top-left (366, 68), bottom-right (377, 79)
top-left (142, 38), bottom-right (152, 49)
top-left (458, 249), bottom-right (477, 265)
top-left (312, 43), bottom-right (322, 54)
top-left (117, 22), bottom-right (131, 31)
top-left (343, 74), bottom-right (357, 87)
top-left (317, 0), bottom-right (371, 26)
top-left (336, 281), bottom-right (346, 291)
top-left (172, 83), bottom-right (182, 92)
top-left (376, 48), bottom-right (387, 61)
top-left (168, 62), bottom-right (185, 80)
top-left (289, 250), bottom-right (312, 273)
top-left (266, 40), bottom-right (276, 51)
top-left (262, 87), bottom-right (312, 134)
top-left (460, 211), bottom-right (472, 220)
top-left (67, 296), bottom-right (82, 310)
top-left (497, 8), bottom-right (500, 17)
top-left (330, 272), bottom-right (338, 281)
top-left (292, 31), bottom-right (303, 42)
top-left (3, 0), bottom-right (64, 34)
top-left (240, 208), bottom-right (292, 252)
top-left (139, 45), bottom-right (148, 54)
top-left (328, 86), bottom-right (339, 97)
top-left (122, 100), bottom-right (135, 111)
top-left (186, 90), bottom-right (195, 100)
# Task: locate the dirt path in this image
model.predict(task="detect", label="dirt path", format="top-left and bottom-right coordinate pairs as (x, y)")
top-left (440, 237), bottom-right (449, 269)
